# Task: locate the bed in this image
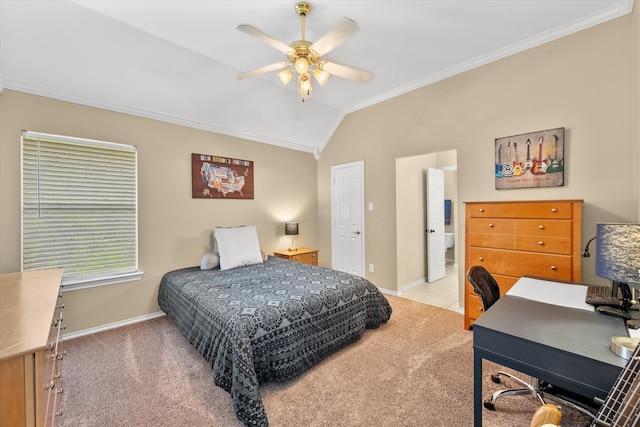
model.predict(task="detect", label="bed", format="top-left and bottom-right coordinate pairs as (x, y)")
top-left (157, 227), bottom-right (392, 427)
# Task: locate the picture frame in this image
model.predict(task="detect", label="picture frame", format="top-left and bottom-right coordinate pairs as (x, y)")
top-left (495, 127), bottom-right (564, 190)
top-left (191, 153), bottom-right (254, 199)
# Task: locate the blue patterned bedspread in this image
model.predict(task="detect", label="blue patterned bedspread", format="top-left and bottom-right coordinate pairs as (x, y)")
top-left (158, 256), bottom-right (392, 426)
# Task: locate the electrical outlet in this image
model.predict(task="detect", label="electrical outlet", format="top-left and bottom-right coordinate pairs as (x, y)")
top-left (369, 264), bottom-right (374, 273)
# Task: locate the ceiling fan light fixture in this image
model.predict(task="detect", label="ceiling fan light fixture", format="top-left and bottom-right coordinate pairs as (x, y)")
top-left (277, 68), bottom-right (293, 86)
top-left (298, 73), bottom-right (312, 102)
top-left (299, 74), bottom-right (312, 93)
top-left (237, 1), bottom-right (372, 102)
top-left (294, 56), bottom-right (309, 75)
top-left (313, 67), bottom-right (329, 86)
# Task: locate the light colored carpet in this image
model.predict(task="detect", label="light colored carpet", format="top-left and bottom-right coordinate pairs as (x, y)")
top-left (58, 295), bottom-right (592, 426)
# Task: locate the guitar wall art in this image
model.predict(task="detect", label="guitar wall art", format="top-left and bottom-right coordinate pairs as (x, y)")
top-left (495, 127), bottom-right (564, 189)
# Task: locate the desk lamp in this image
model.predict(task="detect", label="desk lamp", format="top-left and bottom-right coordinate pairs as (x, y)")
top-left (596, 223), bottom-right (640, 307)
top-left (285, 222), bottom-right (299, 251)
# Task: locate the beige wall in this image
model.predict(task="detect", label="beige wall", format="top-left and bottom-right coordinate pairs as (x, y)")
top-left (0, 90), bottom-right (317, 334)
top-left (318, 10), bottom-right (639, 294)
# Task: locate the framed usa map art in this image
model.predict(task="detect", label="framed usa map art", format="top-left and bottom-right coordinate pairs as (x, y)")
top-left (494, 127), bottom-right (564, 190)
top-left (192, 153), bottom-right (254, 199)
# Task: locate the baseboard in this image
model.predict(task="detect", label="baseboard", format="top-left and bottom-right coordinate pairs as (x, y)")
top-left (400, 278), bottom-right (427, 293)
top-left (378, 288), bottom-right (399, 297)
top-left (63, 311), bottom-right (166, 340)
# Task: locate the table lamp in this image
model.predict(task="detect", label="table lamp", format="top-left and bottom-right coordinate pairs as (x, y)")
top-left (595, 223), bottom-right (640, 359)
top-left (285, 222), bottom-right (299, 251)
top-left (596, 223), bottom-right (640, 305)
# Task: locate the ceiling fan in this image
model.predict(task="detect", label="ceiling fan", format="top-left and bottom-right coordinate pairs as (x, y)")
top-left (237, 2), bottom-right (372, 101)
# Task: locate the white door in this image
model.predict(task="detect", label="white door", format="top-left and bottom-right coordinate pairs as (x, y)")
top-left (426, 168), bottom-right (445, 282)
top-left (331, 161), bottom-right (365, 277)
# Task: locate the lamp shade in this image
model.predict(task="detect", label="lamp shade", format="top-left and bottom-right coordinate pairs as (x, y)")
top-left (277, 69), bottom-right (293, 86)
top-left (285, 222), bottom-right (299, 236)
top-left (595, 223), bottom-right (640, 286)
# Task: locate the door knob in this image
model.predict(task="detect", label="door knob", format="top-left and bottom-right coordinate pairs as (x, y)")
top-left (353, 230), bottom-right (361, 235)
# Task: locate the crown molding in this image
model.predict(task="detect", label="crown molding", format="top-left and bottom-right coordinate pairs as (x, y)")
top-left (347, 0), bottom-right (635, 114)
top-left (3, 79), bottom-right (318, 155)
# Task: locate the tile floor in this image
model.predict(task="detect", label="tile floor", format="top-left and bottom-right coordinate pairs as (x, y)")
top-left (399, 263), bottom-right (462, 313)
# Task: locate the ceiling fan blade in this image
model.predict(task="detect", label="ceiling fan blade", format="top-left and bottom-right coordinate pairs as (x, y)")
top-left (322, 61), bottom-right (372, 83)
top-left (311, 18), bottom-right (359, 56)
top-left (237, 24), bottom-right (291, 54)
top-left (237, 62), bottom-right (288, 80)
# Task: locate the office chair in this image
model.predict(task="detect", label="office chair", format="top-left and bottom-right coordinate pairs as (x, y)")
top-left (467, 266), bottom-right (597, 419)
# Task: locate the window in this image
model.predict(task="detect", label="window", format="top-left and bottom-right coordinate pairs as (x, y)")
top-left (21, 131), bottom-right (142, 291)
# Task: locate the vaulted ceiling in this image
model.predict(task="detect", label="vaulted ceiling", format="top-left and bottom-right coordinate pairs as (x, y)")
top-left (0, 1), bottom-right (634, 156)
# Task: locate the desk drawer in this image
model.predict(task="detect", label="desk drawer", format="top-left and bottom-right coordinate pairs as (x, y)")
top-left (468, 247), bottom-right (573, 281)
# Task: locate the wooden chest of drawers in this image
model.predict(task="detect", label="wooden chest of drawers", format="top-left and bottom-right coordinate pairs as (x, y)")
top-left (0, 269), bottom-right (65, 427)
top-left (464, 200), bottom-right (582, 329)
top-left (273, 248), bottom-right (318, 266)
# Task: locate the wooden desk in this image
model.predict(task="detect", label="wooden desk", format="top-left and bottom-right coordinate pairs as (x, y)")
top-left (472, 277), bottom-right (628, 426)
top-left (0, 269), bottom-right (64, 427)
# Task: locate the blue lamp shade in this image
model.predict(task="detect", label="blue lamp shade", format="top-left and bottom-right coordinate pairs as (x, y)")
top-left (595, 223), bottom-right (640, 286)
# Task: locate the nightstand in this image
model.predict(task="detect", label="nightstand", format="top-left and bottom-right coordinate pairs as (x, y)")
top-left (273, 248), bottom-right (318, 266)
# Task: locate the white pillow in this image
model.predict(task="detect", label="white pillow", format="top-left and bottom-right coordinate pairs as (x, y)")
top-left (211, 225), bottom-right (246, 256)
top-left (213, 226), bottom-right (263, 270)
top-left (200, 253), bottom-right (219, 270)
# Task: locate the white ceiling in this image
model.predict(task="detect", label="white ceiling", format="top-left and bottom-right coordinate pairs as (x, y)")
top-left (0, 0), bottom-right (634, 156)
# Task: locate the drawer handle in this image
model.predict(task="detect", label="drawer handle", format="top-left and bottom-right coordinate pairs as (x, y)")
top-left (478, 257), bottom-right (484, 262)
top-left (538, 241), bottom-right (544, 246)
top-left (479, 306), bottom-right (484, 312)
top-left (479, 208), bottom-right (485, 212)
top-left (56, 387), bottom-right (64, 395)
top-left (57, 303), bottom-right (65, 309)
top-left (56, 410), bottom-right (63, 417)
top-left (45, 381), bottom-right (55, 390)
top-left (54, 372), bottom-right (62, 379)
top-left (538, 225), bottom-right (544, 230)
top-left (550, 265), bottom-right (557, 271)
top-left (488, 223), bottom-right (494, 228)
top-left (551, 208), bottom-right (557, 213)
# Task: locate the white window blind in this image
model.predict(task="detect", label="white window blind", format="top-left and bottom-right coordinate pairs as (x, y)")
top-left (21, 131), bottom-right (141, 290)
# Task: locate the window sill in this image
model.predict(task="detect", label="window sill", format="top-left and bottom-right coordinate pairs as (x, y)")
top-left (61, 271), bottom-right (144, 292)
